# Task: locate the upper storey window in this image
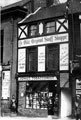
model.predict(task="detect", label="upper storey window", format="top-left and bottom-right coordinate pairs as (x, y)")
top-left (30, 24), bottom-right (38, 36)
top-left (45, 21), bottom-right (55, 34)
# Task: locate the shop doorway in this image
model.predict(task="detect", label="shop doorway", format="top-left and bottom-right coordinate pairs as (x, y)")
top-left (48, 81), bottom-right (59, 115)
top-left (60, 88), bottom-right (72, 118)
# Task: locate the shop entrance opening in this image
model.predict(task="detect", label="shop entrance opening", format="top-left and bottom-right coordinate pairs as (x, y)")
top-left (48, 82), bottom-right (59, 115)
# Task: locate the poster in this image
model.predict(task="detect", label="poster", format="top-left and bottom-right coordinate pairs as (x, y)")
top-left (18, 48), bottom-right (26, 72)
top-left (76, 79), bottom-right (81, 89)
top-left (2, 71), bottom-right (10, 99)
top-left (60, 43), bottom-right (69, 70)
top-left (38, 46), bottom-right (45, 71)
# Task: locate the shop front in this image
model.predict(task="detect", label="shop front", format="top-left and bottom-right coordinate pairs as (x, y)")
top-left (17, 76), bottom-right (59, 117)
top-left (17, 17), bottom-right (71, 117)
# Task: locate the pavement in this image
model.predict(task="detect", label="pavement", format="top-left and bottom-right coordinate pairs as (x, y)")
top-left (0, 116), bottom-right (76, 120)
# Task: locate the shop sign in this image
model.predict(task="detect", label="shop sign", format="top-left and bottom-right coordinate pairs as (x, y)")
top-left (2, 65), bottom-right (11, 70)
top-left (18, 33), bottom-right (68, 47)
top-left (18, 76), bottom-right (58, 81)
top-left (18, 48), bottom-right (26, 72)
top-left (2, 70), bottom-right (10, 99)
top-left (76, 79), bottom-right (81, 89)
top-left (60, 43), bottom-right (69, 70)
top-left (38, 46), bottom-right (45, 71)
top-left (76, 90), bottom-right (81, 95)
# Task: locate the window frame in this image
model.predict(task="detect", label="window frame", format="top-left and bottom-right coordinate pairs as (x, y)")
top-left (44, 21), bottom-right (56, 34)
top-left (29, 24), bottom-right (38, 37)
top-left (46, 44), bottom-right (59, 71)
top-left (27, 47), bottom-right (37, 72)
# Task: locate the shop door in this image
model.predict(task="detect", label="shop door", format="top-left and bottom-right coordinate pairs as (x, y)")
top-left (48, 81), bottom-right (58, 115)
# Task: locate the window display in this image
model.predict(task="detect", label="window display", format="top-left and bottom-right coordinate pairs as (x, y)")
top-left (26, 92), bottom-right (48, 109)
top-left (25, 81), bottom-right (59, 115)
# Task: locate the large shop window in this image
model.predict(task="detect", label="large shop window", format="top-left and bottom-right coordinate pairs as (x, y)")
top-left (27, 47), bottom-right (37, 72)
top-left (25, 81), bottom-right (59, 114)
top-left (47, 45), bottom-right (58, 71)
top-left (30, 24), bottom-right (38, 36)
top-left (25, 82), bottom-right (48, 109)
top-left (45, 21), bottom-right (55, 34)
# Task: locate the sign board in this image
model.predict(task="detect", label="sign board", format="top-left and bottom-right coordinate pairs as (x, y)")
top-left (18, 48), bottom-right (26, 72)
top-left (18, 33), bottom-right (68, 47)
top-left (76, 90), bottom-right (81, 95)
top-left (18, 76), bottom-right (58, 81)
top-left (38, 46), bottom-right (45, 71)
top-left (76, 79), bottom-right (81, 89)
top-left (2, 71), bottom-right (10, 99)
top-left (60, 43), bottom-right (69, 70)
top-left (2, 65), bottom-right (11, 70)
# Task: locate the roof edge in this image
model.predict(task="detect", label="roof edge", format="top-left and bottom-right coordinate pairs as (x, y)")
top-left (18, 7), bottom-right (41, 24)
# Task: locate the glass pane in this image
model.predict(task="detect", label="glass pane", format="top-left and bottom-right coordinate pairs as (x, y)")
top-left (45, 21), bottom-right (55, 33)
top-left (30, 25), bottom-right (38, 36)
top-left (47, 27), bottom-right (55, 33)
top-left (46, 22), bottom-right (55, 27)
top-left (28, 48), bottom-right (37, 72)
top-left (25, 82), bottom-right (48, 109)
top-left (47, 46), bottom-right (58, 71)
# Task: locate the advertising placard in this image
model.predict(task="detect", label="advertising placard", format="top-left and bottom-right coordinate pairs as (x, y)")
top-left (76, 79), bottom-right (81, 89)
top-left (18, 48), bottom-right (26, 72)
top-left (60, 43), bottom-right (69, 70)
top-left (2, 71), bottom-right (10, 99)
top-left (38, 46), bottom-right (45, 71)
top-left (18, 33), bottom-right (68, 47)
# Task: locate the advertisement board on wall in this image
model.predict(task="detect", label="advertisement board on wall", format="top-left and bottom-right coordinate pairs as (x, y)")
top-left (38, 46), bottom-right (45, 71)
top-left (18, 33), bottom-right (68, 47)
top-left (60, 43), bottom-right (69, 71)
top-left (2, 70), bottom-right (10, 99)
top-left (18, 48), bottom-right (26, 72)
top-left (76, 79), bottom-right (81, 89)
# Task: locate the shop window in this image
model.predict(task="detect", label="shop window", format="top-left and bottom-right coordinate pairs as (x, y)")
top-left (29, 24), bottom-right (38, 36)
top-left (46, 45), bottom-right (58, 71)
top-left (27, 47), bottom-right (37, 72)
top-left (25, 82), bottom-right (48, 109)
top-left (25, 81), bottom-right (59, 114)
top-left (45, 21), bottom-right (55, 34)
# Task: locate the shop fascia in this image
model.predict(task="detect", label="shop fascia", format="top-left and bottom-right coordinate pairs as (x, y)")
top-left (18, 33), bottom-right (68, 47)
